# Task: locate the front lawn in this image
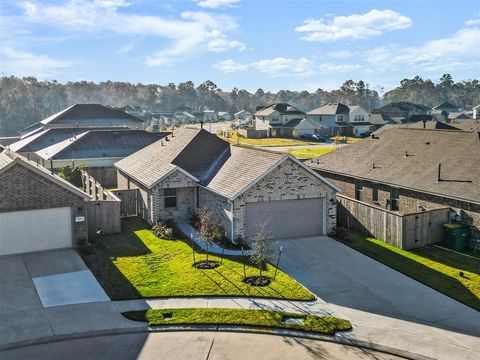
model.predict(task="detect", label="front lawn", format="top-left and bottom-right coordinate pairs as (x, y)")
top-left (81, 218), bottom-right (314, 301)
top-left (123, 308), bottom-right (352, 335)
top-left (287, 147), bottom-right (335, 159)
top-left (342, 230), bottom-right (480, 311)
top-left (227, 133), bottom-right (315, 147)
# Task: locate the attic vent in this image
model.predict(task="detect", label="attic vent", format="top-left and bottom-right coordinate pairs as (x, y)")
top-left (405, 150), bottom-right (414, 157)
top-left (425, 141), bottom-right (430, 145)
top-left (371, 134), bottom-right (379, 139)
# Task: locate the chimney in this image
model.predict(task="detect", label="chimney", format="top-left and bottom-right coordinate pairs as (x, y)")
top-left (437, 163), bottom-right (442, 182)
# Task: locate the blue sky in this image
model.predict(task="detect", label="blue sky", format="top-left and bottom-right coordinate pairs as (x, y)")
top-left (1, 0), bottom-right (479, 93)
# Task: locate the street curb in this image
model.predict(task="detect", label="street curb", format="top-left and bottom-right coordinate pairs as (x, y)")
top-left (0, 324), bottom-right (434, 360)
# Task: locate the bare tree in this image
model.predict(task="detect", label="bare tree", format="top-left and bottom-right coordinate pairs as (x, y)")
top-left (249, 220), bottom-right (274, 283)
top-left (196, 206), bottom-right (223, 264)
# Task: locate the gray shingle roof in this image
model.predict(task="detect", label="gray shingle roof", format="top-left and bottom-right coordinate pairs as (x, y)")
top-left (255, 103), bottom-right (305, 117)
top-left (307, 103), bottom-right (350, 115)
top-left (206, 146), bottom-right (285, 198)
top-left (310, 128), bottom-right (480, 204)
top-left (35, 130), bottom-right (164, 160)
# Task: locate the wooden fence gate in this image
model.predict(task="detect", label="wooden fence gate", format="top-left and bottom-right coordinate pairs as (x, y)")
top-left (111, 189), bottom-right (140, 217)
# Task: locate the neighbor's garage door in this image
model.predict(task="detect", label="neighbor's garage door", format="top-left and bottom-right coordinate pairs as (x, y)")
top-left (245, 198), bottom-right (324, 239)
top-left (0, 207), bottom-right (72, 256)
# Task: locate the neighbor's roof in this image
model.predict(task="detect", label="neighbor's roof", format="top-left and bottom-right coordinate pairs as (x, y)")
top-left (453, 119), bottom-right (480, 132)
top-left (40, 104), bottom-right (143, 126)
top-left (35, 130), bottom-right (164, 160)
top-left (373, 102), bottom-right (430, 114)
top-left (115, 128), bottom-right (230, 188)
top-left (0, 150), bottom-right (88, 199)
top-left (310, 128), bottom-right (480, 204)
top-left (448, 111), bottom-right (471, 119)
top-left (255, 103), bottom-right (305, 117)
top-left (433, 101), bottom-right (458, 110)
top-left (307, 103), bottom-right (350, 115)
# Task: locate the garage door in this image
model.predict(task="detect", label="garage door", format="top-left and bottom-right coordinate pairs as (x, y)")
top-left (245, 198), bottom-right (324, 240)
top-left (0, 207), bottom-right (72, 256)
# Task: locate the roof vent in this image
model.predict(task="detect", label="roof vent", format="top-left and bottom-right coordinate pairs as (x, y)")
top-left (425, 141), bottom-right (430, 145)
top-left (371, 134), bottom-right (379, 139)
top-left (161, 140), bottom-right (164, 146)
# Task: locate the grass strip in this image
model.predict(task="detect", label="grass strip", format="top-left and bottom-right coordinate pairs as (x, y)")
top-left (123, 308), bottom-right (352, 335)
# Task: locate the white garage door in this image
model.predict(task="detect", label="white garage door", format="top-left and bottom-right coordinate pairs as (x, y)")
top-left (245, 198), bottom-right (325, 240)
top-left (0, 207), bottom-right (72, 256)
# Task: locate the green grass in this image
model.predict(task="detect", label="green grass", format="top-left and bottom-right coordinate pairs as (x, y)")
top-left (342, 230), bottom-right (480, 311)
top-left (81, 218), bottom-right (314, 301)
top-left (123, 308), bottom-right (352, 335)
top-left (287, 147), bottom-right (335, 159)
top-left (227, 132), bottom-right (316, 147)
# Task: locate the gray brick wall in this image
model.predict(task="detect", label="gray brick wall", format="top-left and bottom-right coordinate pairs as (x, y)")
top-left (234, 158), bottom-right (337, 240)
top-left (0, 163), bottom-right (88, 247)
top-left (198, 187), bottom-right (233, 239)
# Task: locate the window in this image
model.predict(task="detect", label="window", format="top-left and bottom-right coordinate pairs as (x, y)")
top-left (354, 115), bottom-right (365, 122)
top-left (336, 114), bottom-right (344, 122)
top-left (372, 187), bottom-right (379, 202)
top-left (355, 182), bottom-right (363, 201)
top-left (164, 188), bottom-right (177, 208)
top-left (390, 189), bottom-right (400, 211)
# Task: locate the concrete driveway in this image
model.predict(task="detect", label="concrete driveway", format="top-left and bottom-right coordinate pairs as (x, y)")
top-left (276, 236), bottom-right (480, 337)
top-left (0, 249), bottom-right (135, 346)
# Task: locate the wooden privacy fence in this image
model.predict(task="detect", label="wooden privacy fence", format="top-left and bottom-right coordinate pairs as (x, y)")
top-left (111, 189), bottom-right (140, 217)
top-left (337, 194), bottom-right (451, 249)
top-left (81, 170), bottom-right (121, 236)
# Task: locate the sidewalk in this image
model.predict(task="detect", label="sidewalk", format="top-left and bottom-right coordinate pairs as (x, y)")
top-left (113, 296), bottom-right (480, 360)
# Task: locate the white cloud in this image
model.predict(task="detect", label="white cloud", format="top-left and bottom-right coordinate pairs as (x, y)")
top-left (295, 9), bottom-right (412, 41)
top-left (193, 0), bottom-right (240, 9)
top-left (365, 25), bottom-right (480, 72)
top-left (319, 63), bottom-right (361, 73)
top-left (16, 1), bottom-right (244, 65)
top-left (212, 59), bottom-right (249, 73)
top-left (253, 57), bottom-right (314, 75)
top-left (0, 46), bottom-right (74, 78)
top-left (207, 38), bottom-right (246, 52)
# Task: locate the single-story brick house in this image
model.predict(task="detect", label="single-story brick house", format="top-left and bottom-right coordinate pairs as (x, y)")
top-left (0, 150), bottom-right (89, 256)
top-left (309, 127), bottom-right (480, 249)
top-left (115, 128), bottom-right (339, 242)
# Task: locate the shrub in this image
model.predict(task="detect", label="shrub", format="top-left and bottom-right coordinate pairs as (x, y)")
top-left (152, 219), bottom-right (174, 240)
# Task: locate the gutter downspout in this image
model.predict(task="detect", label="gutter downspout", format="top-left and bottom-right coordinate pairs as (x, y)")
top-left (230, 199), bottom-right (235, 243)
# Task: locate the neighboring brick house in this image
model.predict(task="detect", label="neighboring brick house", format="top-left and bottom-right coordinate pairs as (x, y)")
top-left (115, 128), bottom-right (339, 242)
top-left (0, 150), bottom-right (89, 256)
top-left (309, 128), bottom-right (480, 248)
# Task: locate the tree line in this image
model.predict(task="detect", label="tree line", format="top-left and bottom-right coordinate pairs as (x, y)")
top-left (0, 75), bottom-right (478, 136)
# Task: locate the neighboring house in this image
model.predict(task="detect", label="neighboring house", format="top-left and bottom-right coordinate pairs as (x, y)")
top-left (448, 111), bottom-right (472, 122)
top-left (115, 104), bottom-right (144, 118)
top-left (473, 104), bottom-right (480, 120)
top-left (271, 118), bottom-right (325, 138)
top-left (10, 104), bottom-right (162, 187)
top-left (203, 110), bottom-right (218, 122)
top-left (0, 150), bottom-right (89, 256)
top-left (33, 130), bottom-right (165, 186)
top-left (253, 103), bottom-right (306, 137)
top-left (309, 128), bottom-right (480, 249)
top-left (307, 103), bottom-right (380, 136)
top-left (19, 103), bottom-right (145, 137)
top-left (432, 101), bottom-right (459, 113)
top-left (175, 111), bottom-right (197, 123)
top-left (372, 102), bottom-right (431, 123)
top-left (234, 110), bottom-right (253, 121)
top-left (115, 128), bottom-right (339, 242)
top-left (218, 112), bottom-right (234, 121)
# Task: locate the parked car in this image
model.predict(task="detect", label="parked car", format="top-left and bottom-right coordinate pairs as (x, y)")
top-left (301, 134), bottom-right (326, 142)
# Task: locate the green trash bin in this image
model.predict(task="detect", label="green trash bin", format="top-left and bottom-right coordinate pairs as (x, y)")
top-left (443, 223), bottom-right (468, 251)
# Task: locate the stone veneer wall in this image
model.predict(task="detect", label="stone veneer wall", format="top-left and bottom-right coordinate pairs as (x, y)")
top-left (0, 163), bottom-right (88, 246)
top-left (232, 158), bottom-right (337, 241)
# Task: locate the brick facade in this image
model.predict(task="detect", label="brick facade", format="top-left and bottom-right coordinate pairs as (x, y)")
top-left (314, 170), bottom-right (480, 242)
top-left (0, 163), bottom-right (88, 247)
top-left (233, 159), bottom-right (337, 240)
top-left (198, 187), bottom-right (233, 239)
